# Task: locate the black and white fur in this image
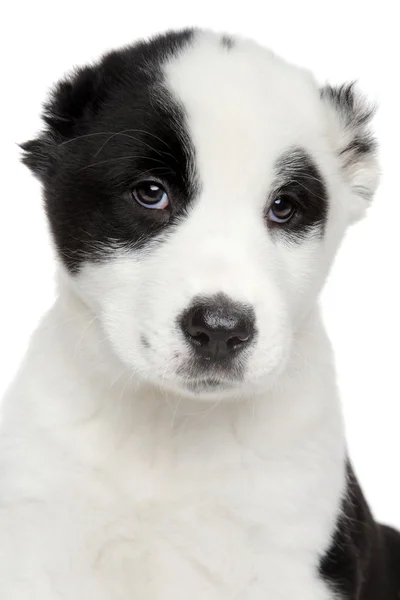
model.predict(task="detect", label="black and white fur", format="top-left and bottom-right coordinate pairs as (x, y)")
top-left (0, 29), bottom-right (399, 599)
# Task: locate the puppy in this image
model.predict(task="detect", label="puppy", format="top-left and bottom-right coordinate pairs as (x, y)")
top-left (0, 28), bottom-right (399, 599)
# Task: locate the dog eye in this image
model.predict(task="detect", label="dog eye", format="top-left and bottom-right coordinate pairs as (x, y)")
top-left (268, 194), bottom-right (296, 224)
top-left (132, 181), bottom-right (169, 210)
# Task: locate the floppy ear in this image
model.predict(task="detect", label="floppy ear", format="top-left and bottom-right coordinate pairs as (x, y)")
top-left (20, 54), bottom-right (120, 181)
top-left (20, 64), bottom-right (101, 180)
top-left (320, 83), bottom-right (380, 223)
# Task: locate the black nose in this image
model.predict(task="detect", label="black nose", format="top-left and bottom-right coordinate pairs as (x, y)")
top-left (181, 295), bottom-right (256, 361)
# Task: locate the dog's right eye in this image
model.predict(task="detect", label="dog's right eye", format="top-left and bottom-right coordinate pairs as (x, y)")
top-left (132, 181), bottom-right (169, 210)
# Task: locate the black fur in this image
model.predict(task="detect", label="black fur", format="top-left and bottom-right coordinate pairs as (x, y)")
top-left (320, 83), bottom-right (377, 179)
top-left (320, 463), bottom-right (400, 599)
top-left (21, 29), bottom-right (199, 272)
top-left (320, 82), bottom-right (375, 129)
top-left (271, 147), bottom-right (328, 238)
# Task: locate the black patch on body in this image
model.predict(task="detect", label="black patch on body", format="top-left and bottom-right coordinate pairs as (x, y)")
top-left (319, 462), bottom-right (400, 599)
top-left (271, 147), bottom-right (328, 238)
top-left (21, 29), bottom-right (198, 272)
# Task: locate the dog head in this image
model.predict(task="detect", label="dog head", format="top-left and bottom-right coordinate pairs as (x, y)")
top-left (22, 30), bottom-right (379, 399)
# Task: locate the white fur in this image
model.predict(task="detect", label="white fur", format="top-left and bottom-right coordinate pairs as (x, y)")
top-left (0, 31), bottom-right (378, 599)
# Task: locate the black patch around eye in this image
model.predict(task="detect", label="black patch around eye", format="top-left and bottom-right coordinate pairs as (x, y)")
top-left (21, 29), bottom-right (199, 273)
top-left (271, 147), bottom-right (328, 239)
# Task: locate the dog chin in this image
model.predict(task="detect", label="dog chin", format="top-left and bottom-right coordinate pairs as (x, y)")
top-left (138, 354), bottom-right (289, 401)
top-left (184, 378), bottom-right (239, 396)
top-left (159, 375), bottom-right (244, 400)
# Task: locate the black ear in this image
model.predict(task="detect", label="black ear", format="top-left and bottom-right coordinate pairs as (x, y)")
top-left (320, 82), bottom-right (379, 222)
top-left (20, 61), bottom-right (110, 180)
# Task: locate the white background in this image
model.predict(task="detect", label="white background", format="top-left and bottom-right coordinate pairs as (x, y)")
top-left (1, 1), bottom-right (399, 527)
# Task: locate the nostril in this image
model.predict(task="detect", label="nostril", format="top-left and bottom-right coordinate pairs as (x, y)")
top-left (185, 308), bottom-right (213, 347)
top-left (226, 334), bottom-right (250, 350)
top-left (189, 330), bottom-right (210, 347)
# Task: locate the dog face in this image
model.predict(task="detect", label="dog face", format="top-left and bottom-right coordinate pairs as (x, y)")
top-left (22, 30), bottom-right (379, 399)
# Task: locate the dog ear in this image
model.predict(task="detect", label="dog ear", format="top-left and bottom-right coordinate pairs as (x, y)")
top-left (320, 83), bottom-right (380, 223)
top-left (20, 56), bottom-right (118, 181)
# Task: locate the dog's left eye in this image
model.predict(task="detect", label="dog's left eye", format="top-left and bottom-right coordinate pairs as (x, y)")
top-left (268, 194), bottom-right (296, 224)
top-left (132, 181), bottom-right (169, 210)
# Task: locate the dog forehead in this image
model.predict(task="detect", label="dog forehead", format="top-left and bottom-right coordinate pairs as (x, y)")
top-left (163, 31), bottom-right (326, 185)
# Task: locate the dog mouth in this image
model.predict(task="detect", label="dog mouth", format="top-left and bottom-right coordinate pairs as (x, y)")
top-left (176, 355), bottom-right (245, 391)
top-left (178, 376), bottom-right (240, 395)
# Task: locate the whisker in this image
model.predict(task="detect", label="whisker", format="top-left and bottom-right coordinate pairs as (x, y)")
top-left (283, 178), bottom-right (328, 204)
top-left (57, 132), bottom-right (117, 148)
top-left (93, 129), bottom-right (177, 162)
top-left (73, 316), bottom-right (99, 359)
top-left (76, 155), bottom-right (176, 174)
